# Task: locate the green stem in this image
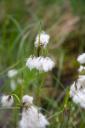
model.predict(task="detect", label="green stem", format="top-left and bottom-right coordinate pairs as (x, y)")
top-left (12, 93), bottom-right (21, 104)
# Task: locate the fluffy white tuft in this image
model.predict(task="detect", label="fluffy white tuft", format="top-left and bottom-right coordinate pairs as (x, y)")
top-left (22, 95), bottom-right (33, 105)
top-left (78, 65), bottom-right (85, 72)
top-left (70, 75), bottom-right (85, 108)
top-left (26, 56), bottom-right (55, 72)
top-left (34, 31), bottom-right (50, 48)
top-left (77, 53), bottom-right (85, 64)
top-left (8, 69), bottom-right (18, 78)
top-left (1, 95), bottom-right (14, 108)
top-left (19, 95), bottom-right (49, 128)
top-left (38, 113), bottom-right (49, 128)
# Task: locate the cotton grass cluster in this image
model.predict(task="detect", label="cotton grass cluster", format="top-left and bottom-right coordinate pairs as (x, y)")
top-left (26, 56), bottom-right (55, 72)
top-left (70, 75), bottom-right (85, 108)
top-left (26, 31), bottom-right (55, 72)
top-left (70, 53), bottom-right (85, 108)
top-left (19, 95), bottom-right (49, 128)
top-left (1, 31), bottom-right (53, 127)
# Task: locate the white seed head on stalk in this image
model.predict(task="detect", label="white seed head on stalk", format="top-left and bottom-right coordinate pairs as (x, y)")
top-left (77, 53), bottom-right (85, 64)
top-left (78, 65), bottom-right (85, 72)
top-left (1, 95), bottom-right (14, 108)
top-left (26, 56), bottom-right (55, 72)
top-left (70, 75), bottom-right (85, 108)
top-left (19, 95), bottom-right (49, 128)
top-left (34, 31), bottom-right (50, 48)
top-left (8, 69), bottom-right (18, 78)
top-left (22, 95), bottom-right (33, 107)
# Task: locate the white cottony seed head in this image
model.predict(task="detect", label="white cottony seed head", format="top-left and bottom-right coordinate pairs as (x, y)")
top-left (19, 95), bottom-right (49, 128)
top-left (78, 65), bottom-right (85, 72)
top-left (38, 113), bottom-right (49, 128)
top-left (1, 95), bottom-right (14, 108)
top-left (26, 56), bottom-right (55, 72)
top-left (77, 53), bottom-right (85, 64)
top-left (8, 69), bottom-right (18, 78)
top-left (22, 95), bottom-right (33, 106)
top-left (34, 31), bottom-right (50, 48)
top-left (70, 75), bottom-right (85, 108)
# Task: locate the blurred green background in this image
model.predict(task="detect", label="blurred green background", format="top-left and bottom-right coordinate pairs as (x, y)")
top-left (0, 0), bottom-right (85, 128)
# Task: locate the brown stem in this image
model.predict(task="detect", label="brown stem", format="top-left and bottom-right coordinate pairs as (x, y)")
top-left (37, 46), bottom-right (41, 57)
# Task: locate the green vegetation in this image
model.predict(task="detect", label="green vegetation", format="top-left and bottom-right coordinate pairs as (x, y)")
top-left (0, 0), bottom-right (85, 127)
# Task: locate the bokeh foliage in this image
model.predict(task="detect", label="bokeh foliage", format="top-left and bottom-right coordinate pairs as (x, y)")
top-left (0, 0), bottom-right (85, 127)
